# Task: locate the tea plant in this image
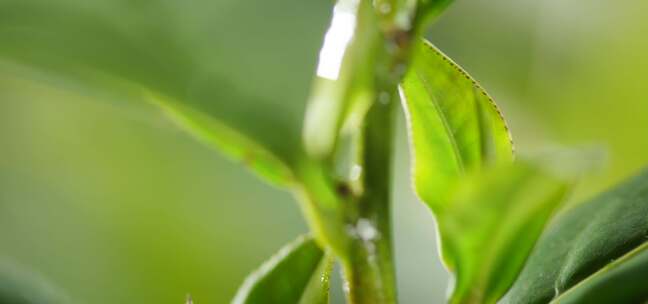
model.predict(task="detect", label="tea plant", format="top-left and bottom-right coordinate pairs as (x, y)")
top-left (0, 0), bottom-right (647, 303)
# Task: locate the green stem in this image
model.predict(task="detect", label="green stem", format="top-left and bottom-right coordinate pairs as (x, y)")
top-left (343, 91), bottom-right (398, 304)
top-left (343, 237), bottom-right (397, 304)
top-left (339, 0), bottom-right (413, 298)
top-left (299, 0), bottom-right (417, 301)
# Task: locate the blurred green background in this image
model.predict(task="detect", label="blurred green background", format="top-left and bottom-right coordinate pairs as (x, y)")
top-left (1, 0), bottom-right (647, 303)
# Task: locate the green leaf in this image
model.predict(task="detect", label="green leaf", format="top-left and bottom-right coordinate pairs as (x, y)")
top-left (0, 0), bottom-right (302, 186)
top-left (232, 235), bottom-right (332, 304)
top-left (504, 168), bottom-right (648, 304)
top-left (399, 39), bottom-right (514, 210)
top-left (399, 39), bottom-right (533, 303)
top-left (437, 162), bottom-right (570, 304)
top-left (147, 92), bottom-right (294, 187)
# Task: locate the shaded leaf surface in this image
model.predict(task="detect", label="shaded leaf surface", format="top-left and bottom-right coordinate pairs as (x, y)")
top-left (438, 163), bottom-right (569, 304)
top-left (232, 235), bottom-right (331, 304)
top-left (0, 0), bottom-right (309, 185)
top-left (504, 168), bottom-right (648, 304)
top-left (399, 39), bottom-right (513, 209)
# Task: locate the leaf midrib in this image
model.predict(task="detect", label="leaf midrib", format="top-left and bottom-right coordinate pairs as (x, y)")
top-left (549, 240), bottom-right (648, 303)
top-left (421, 40), bottom-right (514, 155)
top-left (414, 70), bottom-right (466, 173)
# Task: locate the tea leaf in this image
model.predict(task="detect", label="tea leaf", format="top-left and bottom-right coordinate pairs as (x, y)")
top-left (232, 235), bottom-right (332, 304)
top-left (399, 39), bottom-right (514, 210)
top-left (504, 168), bottom-right (648, 304)
top-left (400, 39), bottom-right (564, 304)
top-left (438, 163), bottom-right (569, 304)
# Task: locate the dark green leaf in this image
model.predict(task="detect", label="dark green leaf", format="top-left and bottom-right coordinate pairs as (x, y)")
top-left (232, 235), bottom-right (332, 304)
top-left (399, 38), bottom-right (514, 210)
top-left (504, 168), bottom-right (648, 304)
top-left (437, 163), bottom-right (569, 304)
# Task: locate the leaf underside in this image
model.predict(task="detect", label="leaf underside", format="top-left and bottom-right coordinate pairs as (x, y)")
top-left (232, 235), bottom-right (331, 304)
top-left (504, 168), bottom-right (648, 304)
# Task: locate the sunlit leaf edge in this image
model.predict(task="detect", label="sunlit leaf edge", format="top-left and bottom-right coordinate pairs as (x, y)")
top-left (399, 38), bottom-right (514, 210)
top-left (232, 235), bottom-right (331, 304)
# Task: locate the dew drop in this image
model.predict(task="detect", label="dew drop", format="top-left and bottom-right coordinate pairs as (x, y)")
top-left (349, 164), bottom-right (362, 181)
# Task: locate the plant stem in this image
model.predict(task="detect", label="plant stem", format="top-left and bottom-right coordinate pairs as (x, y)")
top-left (300, 0), bottom-right (417, 301)
top-left (343, 90), bottom-right (398, 304)
top-left (343, 237), bottom-right (397, 304)
top-left (340, 0), bottom-right (413, 297)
